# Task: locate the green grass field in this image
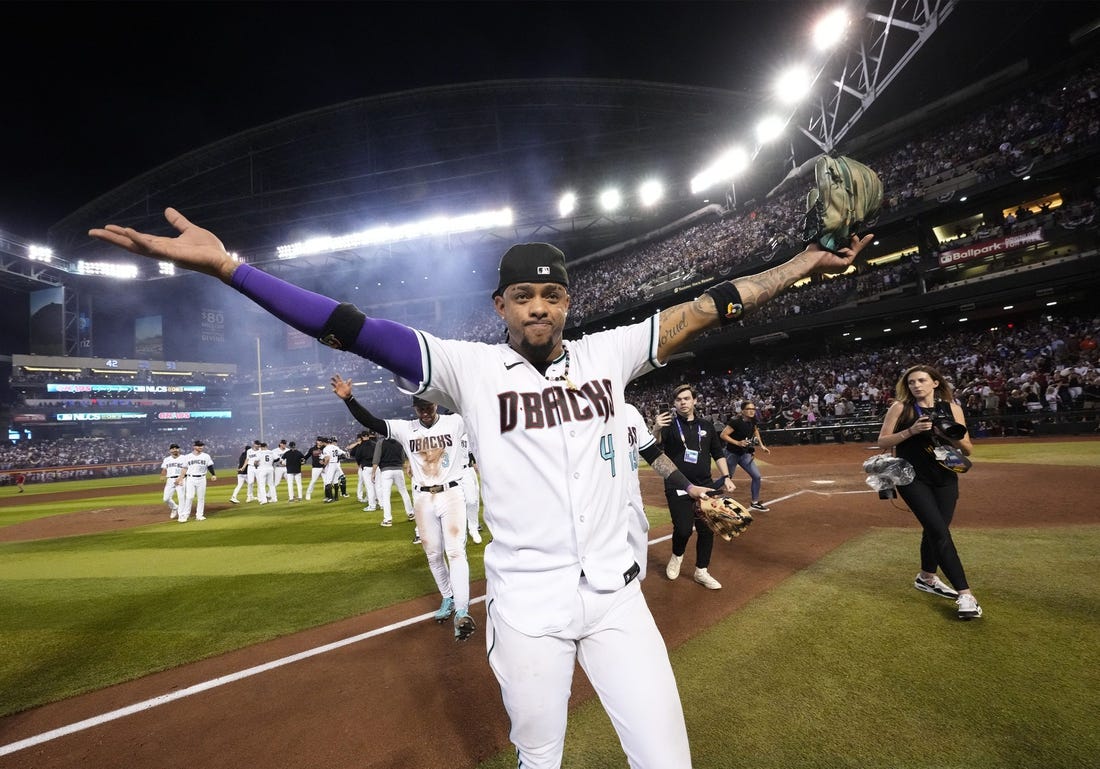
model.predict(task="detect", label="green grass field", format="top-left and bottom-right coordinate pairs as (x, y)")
top-left (3, 442), bottom-right (1098, 768)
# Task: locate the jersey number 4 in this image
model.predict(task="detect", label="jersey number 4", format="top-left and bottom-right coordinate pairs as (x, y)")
top-left (600, 433), bottom-right (616, 477)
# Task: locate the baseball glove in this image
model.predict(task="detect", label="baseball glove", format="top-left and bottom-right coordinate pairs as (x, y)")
top-left (801, 154), bottom-right (883, 253)
top-left (694, 495), bottom-right (754, 541)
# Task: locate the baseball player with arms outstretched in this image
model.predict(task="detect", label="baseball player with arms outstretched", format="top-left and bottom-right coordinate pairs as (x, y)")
top-left (90, 207), bottom-right (871, 769)
top-left (332, 381), bottom-right (474, 639)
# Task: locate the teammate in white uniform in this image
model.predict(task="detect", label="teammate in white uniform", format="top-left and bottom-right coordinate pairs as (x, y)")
top-left (333, 384), bottom-right (474, 639)
top-left (244, 439), bottom-right (261, 502)
top-left (458, 433), bottom-right (483, 544)
top-left (159, 443), bottom-right (187, 519)
top-left (320, 437), bottom-right (343, 503)
top-left (91, 207), bottom-right (870, 769)
top-left (304, 437), bottom-right (326, 500)
top-left (179, 440), bottom-right (217, 522)
top-left (272, 439), bottom-right (289, 499)
top-left (229, 445), bottom-right (250, 504)
top-left (255, 442), bottom-right (276, 503)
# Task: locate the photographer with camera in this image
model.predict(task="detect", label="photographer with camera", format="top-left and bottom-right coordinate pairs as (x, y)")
top-left (877, 365), bottom-right (982, 621)
top-left (720, 402), bottom-right (771, 513)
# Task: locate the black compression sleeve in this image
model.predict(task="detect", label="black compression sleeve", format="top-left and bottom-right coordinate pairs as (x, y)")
top-left (343, 396), bottom-right (389, 435)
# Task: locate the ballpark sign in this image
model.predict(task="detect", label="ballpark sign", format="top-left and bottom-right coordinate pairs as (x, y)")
top-left (937, 228), bottom-right (1044, 267)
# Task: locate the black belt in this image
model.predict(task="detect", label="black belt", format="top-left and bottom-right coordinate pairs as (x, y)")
top-left (187, 475), bottom-right (206, 478)
top-left (416, 480), bottom-right (459, 493)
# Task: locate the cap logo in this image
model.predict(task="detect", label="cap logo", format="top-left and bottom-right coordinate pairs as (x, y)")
top-left (537, 266), bottom-right (551, 276)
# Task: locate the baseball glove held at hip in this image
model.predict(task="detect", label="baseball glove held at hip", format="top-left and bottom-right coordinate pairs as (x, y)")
top-left (801, 154), bottom-right (883, 253)
top-left (694, 495), bottom-right (754, 541)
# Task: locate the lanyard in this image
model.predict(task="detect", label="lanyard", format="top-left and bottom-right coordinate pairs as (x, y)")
top-left (674, 415), bottom-right (703, 449)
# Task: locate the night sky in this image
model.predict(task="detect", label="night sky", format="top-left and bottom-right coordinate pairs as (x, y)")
top-left (3, 1), bottom-right (1096, 238)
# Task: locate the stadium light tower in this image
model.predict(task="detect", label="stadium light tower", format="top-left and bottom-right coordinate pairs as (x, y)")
top-left (755, 115), bottom-right (786, 144)
top-left (599, 188), bottom-right (622, 212)
top-left (558, 191), bottom-right (577, 218)
top-left (638, 180), bottom-right (664, 208)
top-left (775, 65), bottom-right (814, 104)
top-left (812, 7), bottom-right (849, 50)
top-left (690, 147), bottom-right (748, 194)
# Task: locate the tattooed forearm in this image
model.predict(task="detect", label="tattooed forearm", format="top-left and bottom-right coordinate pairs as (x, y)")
top-left (650, 453), bottom-right (679, 480)
top-left (657, 293), bottom-right (717, 357)
top-left (732, 252), bottom-right (813, 315)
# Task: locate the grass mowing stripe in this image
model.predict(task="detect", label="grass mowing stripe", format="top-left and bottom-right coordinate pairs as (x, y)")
top-left (476, 526), bottom-right (1100, 769)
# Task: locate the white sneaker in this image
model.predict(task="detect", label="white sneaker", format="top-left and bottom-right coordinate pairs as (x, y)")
top-left (468, 524), bottom-right (483, 544)
top-left (666, 553), bottom-right (683, 580)
top-left (693, 568), bottom-right (722, 590)
top-left (914, 573), bottom-right (958, 600)
top-left (196, 515), bottom-right (206, 521)
top-left (956, 593), bottom-right (982, 620)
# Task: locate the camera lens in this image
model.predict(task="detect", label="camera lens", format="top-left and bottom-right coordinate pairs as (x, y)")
top-left (933, 417), bottom-right (967, 440)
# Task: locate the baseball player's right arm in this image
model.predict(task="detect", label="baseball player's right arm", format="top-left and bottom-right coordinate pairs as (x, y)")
top-left (90, 209), bottom-right (424, 383)
top-left (654, 238), bottom-right (873, 362)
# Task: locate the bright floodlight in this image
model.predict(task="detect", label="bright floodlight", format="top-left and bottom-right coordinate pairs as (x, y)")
top-left (775, 66), bottom-right (813, 104)
top-left (755, 115), bottom-right (786, 144)
top-left (28, 245), bottom-right (53, 262)
top-left (690, 147), bottom-right (748, 194)
top-left (599, 188), bottom-right (622, 212)
top-left (276, 206), bottom-right (514, 259)
top-left (558, 191), bottom-right (577, 217)
top-left (76, 260), bottom-right (139, 279)
top-left (812, 8), bottom-right (849, 50)
top-left (638, 180), bottom-right (664, 207)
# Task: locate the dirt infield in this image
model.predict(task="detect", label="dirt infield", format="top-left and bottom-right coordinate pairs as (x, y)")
top-left (1, 440), bottom-right (1096, 769)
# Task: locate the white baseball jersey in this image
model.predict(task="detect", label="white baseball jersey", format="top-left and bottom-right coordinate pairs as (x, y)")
top-left (385, 412), bottom-right (467, 489)
top-left (622, 403), bottom-right (654, 580)
top-left (183, 451), bottom-right (215, 478)
top-left (401, 313), bottom-right (662, 634)
top-left (161, 453), bottom-right (187, 480)
top-left (321, 443), bottom-right (343, 482)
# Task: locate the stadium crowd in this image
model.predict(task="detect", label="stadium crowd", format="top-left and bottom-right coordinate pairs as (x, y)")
top-left (4, 312), bottom-right (1096, 487)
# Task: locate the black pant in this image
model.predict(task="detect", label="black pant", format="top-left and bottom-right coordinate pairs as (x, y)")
top-left (897, 478), bottom-right (969, 591)
top-left (665, 488), bottom-right (714, 569)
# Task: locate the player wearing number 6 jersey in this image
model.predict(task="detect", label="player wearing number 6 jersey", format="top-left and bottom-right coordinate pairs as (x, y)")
top-left (90, 207), bottom-right (871, 769)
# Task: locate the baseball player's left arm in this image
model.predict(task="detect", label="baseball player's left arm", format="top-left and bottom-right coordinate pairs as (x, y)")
top-left (654, 237), bottom-right (873, 362)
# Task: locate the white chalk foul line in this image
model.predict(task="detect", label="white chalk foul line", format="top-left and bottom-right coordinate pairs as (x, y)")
top-left (0, 595), bottom-right (487, 757)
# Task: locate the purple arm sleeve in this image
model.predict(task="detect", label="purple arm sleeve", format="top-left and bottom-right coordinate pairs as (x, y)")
top-left (230, 263), bottom-right (424, 382)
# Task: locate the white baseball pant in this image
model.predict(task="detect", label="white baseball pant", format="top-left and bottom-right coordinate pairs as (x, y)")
top-left (180, 476), bottom-right (210, 521)
top-left (413, 485), bottom-right (469, 612)
top-left (163, 477), bottom-right (184, 517)
top-left (305, 467), bottom-right (324, 499)
top-left (285, 472), bottom-right (303, 500)
top-left (485, 578), bottom-right (690, 769)
top-left (357, 466), bottom-right (377, 507)
top-left (375, 468), bottom-right (412, 523)
top-left (231, 473), bottom-right (248, 502)
top-left (256, 468), bottom-right (275, 503)
top-left (460, 466), bottom-right (481, 536)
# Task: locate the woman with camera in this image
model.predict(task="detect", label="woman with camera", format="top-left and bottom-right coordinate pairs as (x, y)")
top-left (720, 402), bottom-right (771, 513)
top-left (877, 365), bottom-right (982, 620)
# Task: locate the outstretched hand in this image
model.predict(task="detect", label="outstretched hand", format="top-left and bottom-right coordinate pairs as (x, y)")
top-left (331, 374), bottom-right (353, 401)
top-left (805, 233), bottom-right (875, 275)
top-left (88, 207), bottom-right (239, 283)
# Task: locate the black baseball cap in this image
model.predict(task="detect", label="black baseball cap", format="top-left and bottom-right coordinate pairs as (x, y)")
top-left (493, 243), bottom-right (569, 298)
top-left (169, 443), bottom-right (180, 450)
top-left (193, 440), bottom-right (205, 447)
